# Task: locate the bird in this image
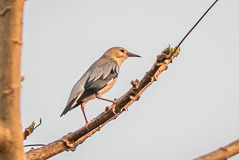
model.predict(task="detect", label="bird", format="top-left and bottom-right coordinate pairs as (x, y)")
top-left (60, 47), bottom-right (141, 124)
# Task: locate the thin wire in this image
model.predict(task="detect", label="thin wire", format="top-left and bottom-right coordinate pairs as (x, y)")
top-left (174, 0), bottom-right (219, 51)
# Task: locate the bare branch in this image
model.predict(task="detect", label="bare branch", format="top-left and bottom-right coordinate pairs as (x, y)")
top-left (25, 46), bottom-right (180, 160)
top-left (194, 139), bottom-right (239, 160)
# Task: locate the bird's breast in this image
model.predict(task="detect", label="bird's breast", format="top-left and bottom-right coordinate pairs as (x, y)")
top-left (97, 78), bottom-right (117, 95)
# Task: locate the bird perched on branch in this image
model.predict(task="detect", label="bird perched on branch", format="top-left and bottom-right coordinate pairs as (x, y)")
top-left (60, 47), bottom-right (141, 124)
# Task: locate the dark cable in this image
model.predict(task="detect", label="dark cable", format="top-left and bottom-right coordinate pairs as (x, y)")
top-left (174, 0), bottom-right (219, 52)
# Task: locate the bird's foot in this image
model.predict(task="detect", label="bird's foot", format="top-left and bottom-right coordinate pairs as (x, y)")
top-left (112, 98), bottom-right (118, 104)
top-left (85, 122), bottom-right (90, 131)
top-left (112, 105), bottom-right (117, 115)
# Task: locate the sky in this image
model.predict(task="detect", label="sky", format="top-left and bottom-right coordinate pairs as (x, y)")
top-left (21, 0), bottom-right (239, 159)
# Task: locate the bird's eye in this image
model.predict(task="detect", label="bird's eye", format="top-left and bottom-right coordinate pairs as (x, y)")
top-left (120, 49), bottom-right (125, 53)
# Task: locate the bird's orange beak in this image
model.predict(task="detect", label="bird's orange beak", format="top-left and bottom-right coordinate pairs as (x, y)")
top-left (128, 52), bottom-right (141, 57)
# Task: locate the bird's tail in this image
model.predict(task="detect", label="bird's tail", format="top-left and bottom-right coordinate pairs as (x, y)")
top-left (60, 97), bottom-right (77, 117)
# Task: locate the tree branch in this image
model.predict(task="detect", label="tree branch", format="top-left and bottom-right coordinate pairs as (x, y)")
top-left (194, 139), bottom-right (239, 160)
top-left (25, 46), bottom-right (180, 160)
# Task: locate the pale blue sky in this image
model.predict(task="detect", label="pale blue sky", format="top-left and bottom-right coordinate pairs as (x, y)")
top-left (21, 0), bottom-right (239, 159)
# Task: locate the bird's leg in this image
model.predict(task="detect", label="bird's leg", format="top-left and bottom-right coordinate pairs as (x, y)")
top-left (96, 93), bottom-right (117, 104)
top-left (81, 103), bottom-right (88, 124)
top-left (96, 93), bottom-right (116, 104)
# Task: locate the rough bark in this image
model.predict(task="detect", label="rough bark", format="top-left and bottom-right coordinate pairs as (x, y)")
top-left (25, 46), bottom-right (180, 159)
top-left (0, 0), bottom-right (25, 160)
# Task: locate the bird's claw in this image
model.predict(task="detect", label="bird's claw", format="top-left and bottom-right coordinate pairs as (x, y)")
top-left (112, 98), bottom-right (118, 104)
top-left (85, 122), bottom-right (90, 131)
top-left (112, 106), bottom-right (117, 115)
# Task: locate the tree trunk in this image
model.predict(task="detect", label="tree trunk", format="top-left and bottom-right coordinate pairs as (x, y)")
top-left (0, 0), bottom-right (25, 159)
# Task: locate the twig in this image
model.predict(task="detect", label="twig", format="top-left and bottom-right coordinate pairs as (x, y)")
top-left (23, 118), bottom-right (42, 140)
top-left (24, 144), bottom-right (45, 147)
top-left (34, 118), bottom-right (42, 130)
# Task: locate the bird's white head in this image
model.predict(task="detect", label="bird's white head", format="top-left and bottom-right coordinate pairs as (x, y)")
top-left (102, 47), bottom-right (141, 66)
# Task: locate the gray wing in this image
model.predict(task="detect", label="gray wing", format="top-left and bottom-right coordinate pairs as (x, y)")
top-left (84, 61), bottom-right (118, 92)
top-left (60, 60), bottom-right (118, 117)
